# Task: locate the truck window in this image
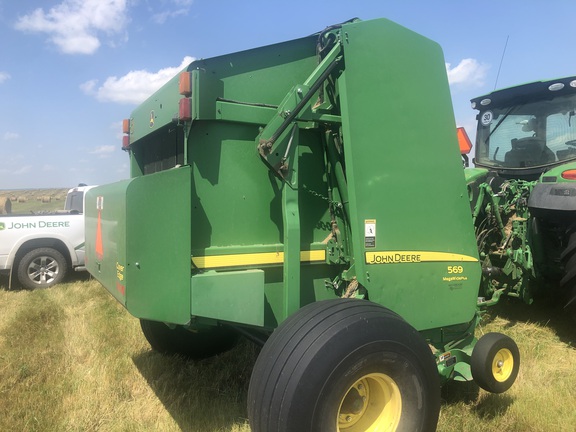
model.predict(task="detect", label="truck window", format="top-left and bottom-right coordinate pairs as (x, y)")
top-left (64, 192), bottom-right (84, 213)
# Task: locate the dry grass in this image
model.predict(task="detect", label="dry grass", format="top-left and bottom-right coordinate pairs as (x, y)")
top-left (0, 188), bottom-right (68, 214)
top-left (0, 277), bottom-right (254, 432)
top-left (0, 276), bottom-right (575, 431)
top-left (438, 298), bottom-right (576, 432)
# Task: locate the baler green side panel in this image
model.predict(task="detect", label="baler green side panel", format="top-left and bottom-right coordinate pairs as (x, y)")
top-left (179, 39), bottom-right (336, 325)
top-left (191, 270), bottom-right (265, 327)
top-left (338, 19), bottom-right (481, 330)
top-left (129, 34), bottom-right (318, 144)
top-left (125, 167), bottom-right (191, 324)
top-left (85, 181), bottom-right (128, 306)
top-left (86, 167), bottom-right (192, 324)
top-left (130, 74), bottom-right (181, 144)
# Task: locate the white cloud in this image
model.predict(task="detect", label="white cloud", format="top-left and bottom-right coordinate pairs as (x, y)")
top-left (13, 165), bottom-right (33, 175)
top-left (14, 0), bottom-right (129, 55)
top-left (0, 72), bottom-right (10, 84)
top-left (446, 59), bottom-right (488, 87)
top-left (81, 56), bottom-right (193, 104)
top-left (173, 0), bottom-right (194, 6)
top-left (111, 121), bottom-right (124, 140)
top-left (3, 132), bottom-right (20, 140)
top-left (90, 145), bottom-right (116, 156)
top-left (80, 79), bottom-right (98, 94)
top-left (151, 0), bottom-right (193, 24)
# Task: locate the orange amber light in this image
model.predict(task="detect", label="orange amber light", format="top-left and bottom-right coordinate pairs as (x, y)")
top-left (457, 127), bottom-right (472, 155)
top-left (122, 118), bottom-right (130, 134)
top-left (179, 71), bottom-right (192, 96)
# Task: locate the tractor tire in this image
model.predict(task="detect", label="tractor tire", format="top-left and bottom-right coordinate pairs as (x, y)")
top-left (247, 298), bottom-right (440, 432)
top-left (139, 319), bottom-right (238, 359)
top-left (17, 247), bottom-right (68, 290)
top-left (560, 231), bottom-right (576, 317)
top-left (471, 332), bottom-right (520, 394)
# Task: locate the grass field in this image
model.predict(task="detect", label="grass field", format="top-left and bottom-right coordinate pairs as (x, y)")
top-left (0, 188), bottom-right (68, 214)
top-left (0, 275), bottom-right (575, 431)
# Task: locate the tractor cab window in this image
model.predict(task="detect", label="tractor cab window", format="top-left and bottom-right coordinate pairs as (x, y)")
top-left (546, 111), bottom-right (576, 162)
top-left (476, 94), bottom-right (576, 168)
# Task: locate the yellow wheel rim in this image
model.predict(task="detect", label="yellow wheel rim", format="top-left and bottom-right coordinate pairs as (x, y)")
top-left (337, 373), bottom-right (402, 432)
top-left (492, 348), bottom-right (514, 382)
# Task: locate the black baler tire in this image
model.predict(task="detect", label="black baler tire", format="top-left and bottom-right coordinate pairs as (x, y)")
top-left (140, 319), bottom-right (238, 359)
top-left (17, 247), bottom-right (67, 290)
top-left (471, 332), bottom-right (520, 394)
top-left (247, 298), bottom-right (440, 432)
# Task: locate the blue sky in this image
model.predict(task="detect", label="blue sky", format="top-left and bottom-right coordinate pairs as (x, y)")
top-left (1, 1), bottom-right (576, 189)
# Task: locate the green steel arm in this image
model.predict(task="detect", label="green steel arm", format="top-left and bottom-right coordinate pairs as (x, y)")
top-left (257, 42), bottom-right (343, 181)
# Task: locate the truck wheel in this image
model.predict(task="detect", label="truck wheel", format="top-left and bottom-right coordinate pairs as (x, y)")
top-left (139, 319), bottom-right (238, 359)
top-left (247, 299), bottom-right (440, 432)
top-left (17, 247), bottom-right (67, 290)
top-left (471, 332), bottom-right (519, 394)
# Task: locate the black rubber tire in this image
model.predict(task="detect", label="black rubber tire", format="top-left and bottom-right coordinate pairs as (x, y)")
top-left (247, 298), bottom-right (440, 432)
top-left (560, 231), bottom-right (576, 316)
top-left (17, 247), bottom-right (67, 290)
top-left (139, 319), bottom-right (239, 359)
top-left (471, 332), bottom-right (520, 394)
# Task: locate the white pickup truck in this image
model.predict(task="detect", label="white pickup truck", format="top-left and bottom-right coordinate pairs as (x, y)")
top-left (0, 185), bottom-right (95, 289)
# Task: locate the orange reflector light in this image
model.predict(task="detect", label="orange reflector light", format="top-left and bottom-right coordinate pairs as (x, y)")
top-left (122, 118), bottom-right (130, 134)
top-left (122, 135), bottom-right (130, 149)
top-left (179, 71), bottom-right (191, 96)
top-left (561, 170), bottom-right (576, 180)
top-left (179, 97), bottom-right (191, 121)
top-left (457, 127), bottom-right (472, 155)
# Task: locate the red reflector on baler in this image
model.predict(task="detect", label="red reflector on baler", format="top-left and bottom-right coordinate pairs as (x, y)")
top-left (122, 135), bottom-right (130, 149)
top-left (179, 98), bottom-right (191, 121)
top-left (561, 170), bottom-right (576, 180)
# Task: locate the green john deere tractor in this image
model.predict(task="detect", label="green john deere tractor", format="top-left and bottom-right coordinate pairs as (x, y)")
top-left (464, 76), bottom-right (576, 314)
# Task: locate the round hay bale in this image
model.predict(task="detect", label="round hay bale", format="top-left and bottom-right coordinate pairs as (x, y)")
top-left (36, 196), bottom-right (42, 201)
top-left (17, 196), bottom-right (27, 203)
top-left (41, 196), bottom-right (52, 203)
top-left (0, 196), bottom-right (12, 214)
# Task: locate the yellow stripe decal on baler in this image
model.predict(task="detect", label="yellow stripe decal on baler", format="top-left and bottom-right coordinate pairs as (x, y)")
top-left (192, 250), bottom-right (326, 269)
top-left (365, 251), bottom-right (478, 265)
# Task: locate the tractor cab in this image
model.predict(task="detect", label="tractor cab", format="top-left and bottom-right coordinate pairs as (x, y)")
top-left (472, 76), bottom-right (576, 181)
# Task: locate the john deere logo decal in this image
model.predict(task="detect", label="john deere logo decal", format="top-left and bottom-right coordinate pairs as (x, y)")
top-left (0, 222), bottom-right (5, 230)
top-left (149, 110), bottom-right (155, 128)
